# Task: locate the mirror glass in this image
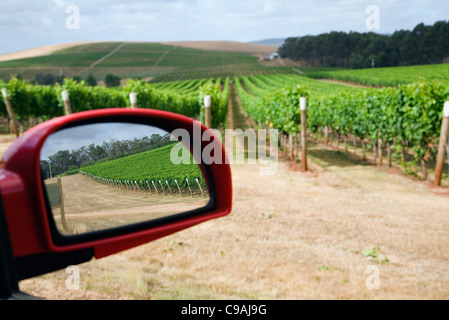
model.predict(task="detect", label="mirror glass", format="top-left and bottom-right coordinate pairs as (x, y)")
top-left (40, 122), bottom-right (210, 236)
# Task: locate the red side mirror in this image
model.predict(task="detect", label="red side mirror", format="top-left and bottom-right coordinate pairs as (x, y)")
top-left (0, 108), bottom-right (232, 280)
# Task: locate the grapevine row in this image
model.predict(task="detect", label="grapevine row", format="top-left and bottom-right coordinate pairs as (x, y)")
top-left (79, 144), bottom-right (207, 190)
top-left (237, 74), bottom-right (449, 178)
top-left (0, 77), bottom-right (229, 128)
top-left (80, 171), bottom-right (207, 197)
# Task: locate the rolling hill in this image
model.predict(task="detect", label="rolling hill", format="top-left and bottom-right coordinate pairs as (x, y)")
top-left (0, 41), bottom-right (290, 82)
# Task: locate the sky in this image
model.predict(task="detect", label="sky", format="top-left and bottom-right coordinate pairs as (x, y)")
top-left (0, 0), bottom-right (448, 55)
top-left (41, 122), bottom-right (168, 159)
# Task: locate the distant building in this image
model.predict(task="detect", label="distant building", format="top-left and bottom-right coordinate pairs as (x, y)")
top-left (265, 53), bottom-right (280, 60)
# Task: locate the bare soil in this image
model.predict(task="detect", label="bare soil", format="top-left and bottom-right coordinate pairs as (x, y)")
top-left (45, 174), bottom-right (209, 235)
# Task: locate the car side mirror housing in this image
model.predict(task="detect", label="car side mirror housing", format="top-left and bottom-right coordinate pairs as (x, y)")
top-left (0, 108), bottom-right (232, 281)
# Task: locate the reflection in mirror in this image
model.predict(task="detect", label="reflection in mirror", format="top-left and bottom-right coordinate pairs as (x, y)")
top-left (40, 122), bottom-right (210, 236)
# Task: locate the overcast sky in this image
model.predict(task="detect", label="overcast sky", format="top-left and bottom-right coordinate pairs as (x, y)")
top-left (0, 0), bottom-right (448, 55)
top-left (41, 122), bottom-right (168, 159)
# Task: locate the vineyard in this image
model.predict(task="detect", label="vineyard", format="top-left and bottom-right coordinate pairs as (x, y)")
top-left (80, 144), bottom-right (208, 197)
top-left (2, 66), bottom-right (449, 182)
top-left (0, 42), bottom-right (289, 82)
top-left (234, 73), bottom-right (449, 181)
top-left (0, 76), bottom-right (230, 131)
top-left (306, 63), bottom-right (449, 87)
top-left (6, 49), bottom-right (449, 299)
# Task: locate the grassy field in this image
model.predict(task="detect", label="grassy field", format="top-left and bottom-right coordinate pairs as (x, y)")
top-left (246, 74), bottom-right (363, 98)
top-left (0, 42), bottom-right (289, 82)
top-left (306, 63), bottom-right (449, 86)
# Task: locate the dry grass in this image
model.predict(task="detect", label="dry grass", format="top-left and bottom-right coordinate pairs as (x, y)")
top-left (0, 42), bottom-right (94, 62)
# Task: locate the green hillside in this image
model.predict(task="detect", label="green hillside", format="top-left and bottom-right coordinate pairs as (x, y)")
top-left (81, 143), bottom-right (206, 191)
top-left (0, 42), bottom-right (293, 82)
top-left (306, 63), bottom-right (449, 87)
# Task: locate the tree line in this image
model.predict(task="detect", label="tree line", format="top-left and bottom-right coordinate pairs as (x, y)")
top-left (40, 133), bottom-right (174, 179)
top-left (278, 20), bottom-right (449, 68)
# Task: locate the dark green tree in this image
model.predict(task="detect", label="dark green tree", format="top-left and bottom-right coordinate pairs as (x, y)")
top-left (86, 73), bottom-right (97, 86)
top-left (104, 74), bottom-right (121, 87)
top-left (278, 20), bottom-right (449, 69)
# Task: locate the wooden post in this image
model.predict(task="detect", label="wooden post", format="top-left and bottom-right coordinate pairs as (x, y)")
top-left (300, 97), bottom-right (308, 172)
top-left (165, 180), bottom-right (172, 195)
top-left (186, 178), bottom-right (193, 197)
top-left (378, 138), bottom-right (383, 166)
top-left (129, 92), bottom-right (137, 108)
top-left (152, 181), bottom-right (159, 195)
top-left (61, 90), bottom-right (72, 115)
top-left (57, 178), bottom-right (68, 233)
top-left (158, 180), bottom-right (165, 194)
top-left (196, 178), bottom-right (205, 197)
top-left (362, 140), bottom-right (366, 159)
top-left (296, 133), bottom-right (301, 160)
top-left (288, 134), bottom-right (293, 159)
top-left (387, 142), bottom-right (392, 167)
top-left (175, 179), bottom-right (183, 196)
top-left (324, 126), bottom-right (329, 145)
top-left (434, 102), bottom-right (449, 186)
top-left (373, 139), bottom-right (378, 163)
top-left (1, 88), bottom-right (19, 137)
top-left (204, 95), bottom-right (212, 128)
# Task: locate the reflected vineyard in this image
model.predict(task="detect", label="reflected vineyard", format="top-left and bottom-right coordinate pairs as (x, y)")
top-left (40, 132), bottom-right (175, 179)
top-left (80, 171), bottom-right (207, 198)
top-left (40, 122), bottom-right (210, 236)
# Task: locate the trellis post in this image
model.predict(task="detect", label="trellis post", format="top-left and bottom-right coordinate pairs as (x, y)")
top-left (300, 97), bottom-right (308, 172)
top-left (1, 88), bottom-right (19, 137)
top-left (434, 101), bottom-right (449, 186)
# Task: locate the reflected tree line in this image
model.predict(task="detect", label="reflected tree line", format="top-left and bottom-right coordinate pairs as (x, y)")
top-left (41, 133), bottom-right (174, 179)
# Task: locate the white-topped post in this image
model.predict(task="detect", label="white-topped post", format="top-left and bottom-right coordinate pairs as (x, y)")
top-left (129, 92), bottom-right (137, 108)
top-left (434, 101), bottom-right (449, 186)
top-left (1, 88), bottom-right (18, 136)
top-left (204, 95), bottom-right (211, 128)
top-left (61, 90), bottom-right (72, 115)
top-left (300, 97), bottom-right (307, 172)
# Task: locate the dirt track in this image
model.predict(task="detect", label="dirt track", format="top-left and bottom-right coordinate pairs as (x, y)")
top-left (46, 174), bottom-right (208, 235)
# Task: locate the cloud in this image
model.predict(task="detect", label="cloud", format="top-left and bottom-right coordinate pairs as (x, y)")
top-left (41, 122), bottom-right (168, 160)
top-left (0, 0), bottom-right (448, 54)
